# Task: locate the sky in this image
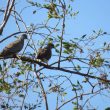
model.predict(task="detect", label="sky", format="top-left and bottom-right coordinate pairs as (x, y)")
top-left (0, 0), bottom-right (110, 110)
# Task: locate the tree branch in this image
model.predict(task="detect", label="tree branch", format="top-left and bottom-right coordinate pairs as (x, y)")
top-left (1, 55), bottom-right (110, 83)
top-left (0, 0), bottom-right (15, 35)
top-left (34, 64), bottom-right (49, 110)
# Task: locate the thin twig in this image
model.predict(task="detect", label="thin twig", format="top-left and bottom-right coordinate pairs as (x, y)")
top-left (58, 1), bottom-right (66, 68)
top-left (0, 0), bottom-right (15, 35)
top-left (34, 64), bottom-right (49, 110)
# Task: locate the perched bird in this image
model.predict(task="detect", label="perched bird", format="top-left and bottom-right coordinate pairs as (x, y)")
top-left (37, 43), bottom-right (54, 63)
top-left (0, 34), bottom-right (27, 59)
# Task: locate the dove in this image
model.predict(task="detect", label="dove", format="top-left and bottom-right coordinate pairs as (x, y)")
top-left (0, 34), bottom-right (27, 59)
top-left (37, 43), bottom-right (54, 63)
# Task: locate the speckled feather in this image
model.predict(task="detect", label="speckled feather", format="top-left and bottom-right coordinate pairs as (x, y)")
top-left (0, 34), bottom-right (27, 58)
top-left (37, 43), bottom-right (54, 62)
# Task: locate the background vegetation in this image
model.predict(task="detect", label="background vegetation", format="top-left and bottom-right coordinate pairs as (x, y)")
top-left (0, 0), bottom-right (110, 110)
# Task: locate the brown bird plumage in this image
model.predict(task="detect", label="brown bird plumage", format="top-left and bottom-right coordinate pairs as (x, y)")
top-left (37, 43), bottom-right (54, 62)
top-left (0, 34), bottom-right (27, 58)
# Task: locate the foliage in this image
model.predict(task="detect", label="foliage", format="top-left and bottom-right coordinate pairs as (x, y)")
top-left (0, 0), bottom-right (110, 110)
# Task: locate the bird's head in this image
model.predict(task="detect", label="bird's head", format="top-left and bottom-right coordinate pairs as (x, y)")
top-left (47, 43), bottom-right (54, 49)
top-left (21, 34), bottom-right (28, 40)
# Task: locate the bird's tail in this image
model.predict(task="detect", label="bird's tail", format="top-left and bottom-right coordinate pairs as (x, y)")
top-left (0, 55), bottom-right (3, 59)
top-left (0, 57), bottom-right (3, 59)
top-left (0, 53), bottom-right (3, 58)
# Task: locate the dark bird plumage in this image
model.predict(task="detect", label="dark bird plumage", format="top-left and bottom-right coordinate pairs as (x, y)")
top-left (37, 43), bottom-right (54, 62)
top-left (0, 34), bottom-right (27, 58)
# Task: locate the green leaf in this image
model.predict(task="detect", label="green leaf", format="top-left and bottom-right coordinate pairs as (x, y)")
top-left (1, 105), bottom-right (6, 109)
top-left (72, 101), bottom-right (77, 105)
top-left (33, 10), bottom-right (36, 14)
top-left (19, 94), bottom-right (25, 98)
top-left (0, 64), bottom-right (2, 71)
top-left (48, 37), bottom-right (53, 41)
top-left (3, 62), bottom-right (6, 67)
top-left (62, 92), bottom-right (67, 96)
top-left (90, 57), bottom-right (104, 67)
top-left (105, 107), bottom-right (110, 110)
top-left (73, 106), bottom-right (78, 110)
top-left (76, 65), bottom-right (81, 71)
top-left (81, 34), bottom-right (86, 38)
top-left (55, 43), bottom-right (59, 47)
top-left (103, 32), bottom-right (107, 34)
top-left (63, 50), bottom-right (69, 54)
top-left (55, 49), bottom-right (60, 53)
top-left (57, 36), bottom-right (63, 40)
top-left (72, 87), bottom-right (76, 91)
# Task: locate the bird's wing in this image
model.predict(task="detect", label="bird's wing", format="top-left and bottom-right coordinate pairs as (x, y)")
top-left (37, 47), bottom-right (48, 59)
top-left (0, 39), bottom-right (24, 56)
